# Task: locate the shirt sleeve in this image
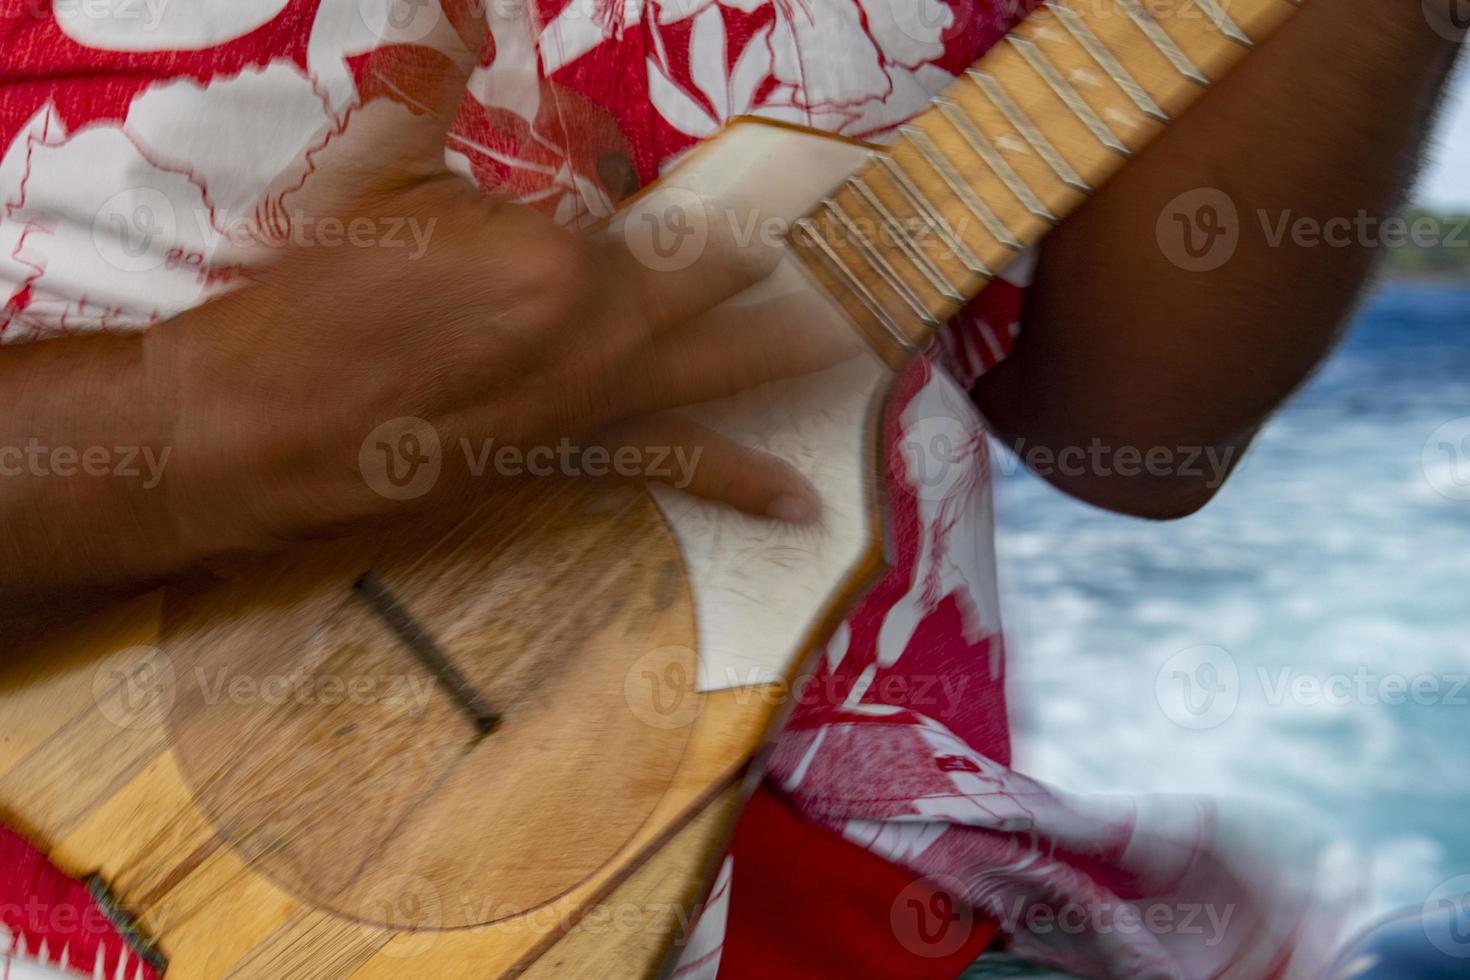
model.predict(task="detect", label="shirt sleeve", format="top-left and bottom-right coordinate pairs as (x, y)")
top-left (932, 244), bottom-right (1038, 389)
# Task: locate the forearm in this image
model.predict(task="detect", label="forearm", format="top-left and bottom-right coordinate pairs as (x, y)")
top-left (975, 0), bottom-right (1463, 516)
top-left (0, 327), bottom-right (203, 596)
top-left (0, 290), bottom-right (349, 600)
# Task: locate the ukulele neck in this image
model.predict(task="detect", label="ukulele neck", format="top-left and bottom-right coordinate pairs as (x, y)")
top-left (788, 0), bottom-right (1302, 364)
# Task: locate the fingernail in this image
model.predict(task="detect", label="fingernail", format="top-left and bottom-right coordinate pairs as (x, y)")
top-left (767, 494), bottom-right (817, 524)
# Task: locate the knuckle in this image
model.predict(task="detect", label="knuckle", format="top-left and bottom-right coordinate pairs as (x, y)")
top-left (497, 216), bottom-right (598, 317)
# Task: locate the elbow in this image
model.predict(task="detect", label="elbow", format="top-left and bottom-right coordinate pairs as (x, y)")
top-left (1081, 476), bottom-right (1228, 520)
top-left (1060, 473), bottom-right (1224, 521)
top-left (1010, 437), bottom-right (1246, 520)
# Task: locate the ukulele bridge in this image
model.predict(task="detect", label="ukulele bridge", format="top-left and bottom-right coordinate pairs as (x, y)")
top-left (351, 571), bottom-right (501, 738)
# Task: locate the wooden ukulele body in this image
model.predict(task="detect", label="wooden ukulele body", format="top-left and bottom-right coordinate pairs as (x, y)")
top-left (0, 120), bottom-right (892, 980)
top-left (0, 0), bottom-right (1307, 969)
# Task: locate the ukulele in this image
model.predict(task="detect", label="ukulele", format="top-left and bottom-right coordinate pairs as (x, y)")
top-left (0, 0), bottom-right (1302, 975)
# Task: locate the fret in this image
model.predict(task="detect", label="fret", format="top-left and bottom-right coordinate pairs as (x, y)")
top-left (846, 177), bottom-right (966, 304)
top-left (905, 122), bottom-right (1032, 251)
top-left (821, 198), bottom-right (942, 329)
top-left (1045, 0), bottom-right (1168, 121)
top-left (786, 0), bottom-right (1303, 360)
top-left (1115, 0), bottom-right (1210, 86)
top-left (1011, 12), bottom-right (1166, 155)
top-left (966, 69), bottom-right (1091, 192)
top-left (1189, 0), bottom-right (1253, 46)
top-left (827, 182), bottom-right (961, 318)
top-left (1006, 35), bottom-right (1131, 157)
top-left (873, 154), bottom-right (993, 279)
top-left (926, 106), bottom-right (1053, 227)
top-left (792, 218), bottom-right (917, 353)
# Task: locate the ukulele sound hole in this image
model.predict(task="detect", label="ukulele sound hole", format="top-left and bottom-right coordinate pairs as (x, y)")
top-left (162, 480), bottom-right (699, 929)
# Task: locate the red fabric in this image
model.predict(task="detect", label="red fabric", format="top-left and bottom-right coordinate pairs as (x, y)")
top-left (0, 825), bottom-right (160, 979)
top-left (716, 784), bottom-right (996, 980)
top-left (0, 3), bottom-right (1340, 976)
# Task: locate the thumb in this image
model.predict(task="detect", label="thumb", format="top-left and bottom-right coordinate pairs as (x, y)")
top-left (352, 0), bottom-right (489, 181)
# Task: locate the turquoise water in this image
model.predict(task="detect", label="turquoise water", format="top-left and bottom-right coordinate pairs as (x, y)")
top-left (994, 283), bottom-right (1470, 921)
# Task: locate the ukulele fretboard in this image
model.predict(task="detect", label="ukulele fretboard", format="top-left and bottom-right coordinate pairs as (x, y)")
top-left (789, 0), bottom-right (1303, 362)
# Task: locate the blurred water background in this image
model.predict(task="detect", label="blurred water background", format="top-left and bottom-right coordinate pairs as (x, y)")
top-left (996, 282), bottom-right (1470, 925)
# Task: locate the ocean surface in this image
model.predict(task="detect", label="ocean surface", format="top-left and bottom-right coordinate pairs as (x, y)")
top-left (994, 282), bottom-right (1470, 924)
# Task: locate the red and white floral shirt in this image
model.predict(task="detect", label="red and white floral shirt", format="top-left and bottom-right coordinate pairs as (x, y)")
top-left (0, 1), bottom-right (1336, 977)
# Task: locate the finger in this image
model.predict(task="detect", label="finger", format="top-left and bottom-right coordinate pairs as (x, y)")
top-left (612, 287), bottom-right (866, 419)
top-left (605, 188), bottom-right (783, 335)
top-left (441, 0), bottom-right (492, 58)
top-left (353, 1), bottom-right (489, 180)
top-left (594, 415), bottom-right (821, 523)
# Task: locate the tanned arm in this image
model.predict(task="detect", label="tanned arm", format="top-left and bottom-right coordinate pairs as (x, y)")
top-left (0, 63), bottom-right (817, 602)
top-left (974, 0), bottom-right (1465, 518)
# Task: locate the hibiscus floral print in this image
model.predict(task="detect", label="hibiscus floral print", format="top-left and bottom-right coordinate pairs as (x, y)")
top-left (0, 0), bottom-right (1029, 327)
top-left (0, 0), bottom-right (1056, 970)
top-left (5, 0), bottom-right (1343, 975)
